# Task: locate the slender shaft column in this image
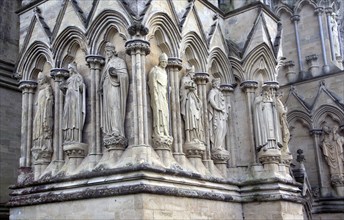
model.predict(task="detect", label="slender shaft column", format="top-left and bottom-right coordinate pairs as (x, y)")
top-left (315, 7), bottom-right (330, 73)
top-left (125, 28), bottom-right (150, 147)
top-left (193, 73), bottom-right (211, 162)
top-left (19, 81), bottom-right (37, 168)
top-left (310, 129), bottom-right (326, 196)
top-left (325, 7), bottom-right (336, 61)
top-left (166, 58), bottom-right (183, 155)
top-left (50, 69), bottom-right (69, 171)
top-left (220, 84), bottom-right (235, 167)
top-left (86, 55), bottom-right (105, 165)
top-left (291, 15), bottom-right (304, 75)
top-left (240, 80), bottom-right (258, 164)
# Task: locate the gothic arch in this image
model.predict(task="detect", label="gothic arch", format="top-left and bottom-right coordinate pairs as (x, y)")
top-left (146, 12), bottom-right (181, 57)
top-left (17, 41), bottom-right (53, 80)
top-left (294, 0), bottom-right (318, 14)
top-left (288, 110), bottom-right (312, 129)
top-left (243, 43), bottom-right (276, 81)
top-left (229, 58), bottom-right (244, 83)
top-left (313, 105), bottom-right (344, 128)
top-left (181, 31), bottom-right (208, 72)
top-left (275, 5), bottom-right (293, 17)
top-left (208, 47), bottom-right (233, 84)
top-left (87, 10), bottom-right (130, 54)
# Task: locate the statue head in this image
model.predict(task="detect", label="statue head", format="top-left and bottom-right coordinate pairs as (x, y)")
top-left (68, 62), bottom-right (78, 74)
top-left (212, 78), bottom-right (221, 88)
top-left (37, 72), bottom-right (48, 86)
top-left (105, 42), bottom-right (117, 58)
top-left (186, 65), bottom-right (195, 77)
top-left (158, 53), bottom-right (168, 68)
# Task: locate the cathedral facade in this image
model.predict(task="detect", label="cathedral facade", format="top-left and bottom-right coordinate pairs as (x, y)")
top-left (0, 0), bottom-right (343, 219)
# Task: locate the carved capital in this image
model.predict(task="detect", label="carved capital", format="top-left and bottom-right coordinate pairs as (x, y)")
top-left (211, 148), bottom-right (230, 164)
top-left (167, 57), bottom-right (182, 70)
top-left (283, 60), bottom-right (295, 68)
top-left (325, 7), bottom-right (333, 15)
top-left (240, 80), bottom-right (258, 91)
top-left (86, 55), bottom-right (105, 69)
top-left (63, 142), bottom-right (87, 158)
top-left (258, 149), bottom-right (281, 165)
top-left (125, 39), bottom-right (150, 55)
top-left (31, 148), bottom-right (52, 165)
top-left (263, 81), bottom-right (279, 90)
top-left (19, 80), bottom-right (37, 93)
top-left (50, 68), bottom-right (69, 82)
top-left (152, 135), bottom-right (173, 150)
top-left (184, 141), bottom-right (206, 158)
top-left (220, 83), bottom-right (235, 93)
top-left (306, 54), bottom-right (318, 63)
top-left (315, 7), bottom-right (324, 15)
top-left (310, 129), bottom-right (323, 136)
top-left (193, 72), bottom-right (209, 85)
top-left (103, 134), bottom-right (127, 150)
top-left (128, 22), bottom-right (149, 36)
top-left (291, 15), bottom-right (300, 22)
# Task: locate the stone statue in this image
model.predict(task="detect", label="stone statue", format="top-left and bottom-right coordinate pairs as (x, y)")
top-left (321, 125), bottom-right (344, 185)
top-left (275, 93), bottom-right (290, 153)
top-left (208, 78), bottom-right (228, 151)
top-left (100, 42), bottom-right (129, 147)
top-left (148, 53), bottom-right (170, 137)
top-left (32, 72), bottom-right (53, 153)
top-left (180, 66), bottom-right (204, 144)
top-left (330, 13), bottom-right (341, 57)
top-left (60, 62), bottom-right (86, 144)
top-left (253, 86), bottom-right (281, 151)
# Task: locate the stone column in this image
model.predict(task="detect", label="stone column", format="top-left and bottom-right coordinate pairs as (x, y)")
top-left (315, 7), bottom-right (330, 73)
top-left (86, 55), bottom-right (105, 166)
top-left (291, 15), bottom-right (304, 76)
top-left (325, 7), bottom-right (336, 61)
top-left (18, 81), bottom-right (37, 179)
top-left (48, 69), bottom-right (68, 175)
top-left (310, 129), bottom-right (326, 197)
top-left (240, 80), bottom-right (258, 164)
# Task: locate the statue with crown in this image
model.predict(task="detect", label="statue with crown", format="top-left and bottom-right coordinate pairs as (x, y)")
top-left (148, 53), bottom-right (173, 150)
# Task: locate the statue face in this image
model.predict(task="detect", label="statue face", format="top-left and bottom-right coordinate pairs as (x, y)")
top-left (38, 75), bottom-right (46, 86)
top-left (105, 49), bottom-right (113, 59)
top-left (159, 60), bottom-right (167, 68)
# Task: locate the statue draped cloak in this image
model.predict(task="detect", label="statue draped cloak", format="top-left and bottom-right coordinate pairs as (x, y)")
top-left (33, 83), bottom-right (53, 150)
top-left (100, 56), bottom-right (128, 137)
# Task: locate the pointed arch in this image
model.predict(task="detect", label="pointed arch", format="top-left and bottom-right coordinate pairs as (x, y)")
top-left (52, 26), bottom-right (87, 67)
top-left (181, 31), bottom-right (208, 72)
top-left (294, 0), bottom-right (318, 14)
top-left (313, 105), bottom-right (344, 128)
top-left (229, 57), bottom-right (244, 83)
top-left (243, 43), bottom-right (276, 81)
top-left (146, 12), bottom-right (181, 57)
top-left (87, 10), bottom-right (130, 54)
top-left (207, 47), bottom-right (233, 83)
top-left (288, 110), bottom-right (312, 129)
top-left (276, 5), bottom-right (294, 17)
top-left (16, 41), bottom-right (53, 80)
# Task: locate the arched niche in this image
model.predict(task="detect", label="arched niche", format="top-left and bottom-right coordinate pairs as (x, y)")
top-left (97, 26), bottom-right (127, 59)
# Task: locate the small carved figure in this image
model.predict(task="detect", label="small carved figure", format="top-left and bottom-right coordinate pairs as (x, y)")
top-left (321, 125), bottom-right (344, 184)
top-left (180, 66), bottom-right (204, 144)
top-left (32, 72), bottom-right (54, 152)
top-left (254, 86), bottom-right (281, 151)
top-left (60, 62), bottom-right (86, 143)
top-left (148, 53), bottom-right (170, 138)
top-left (208, 78), bottom-right (228, 151)
top-left (275, 93), bottom-right (290, 153)
top-left (330, 13), bottom-right (341, 57)
top-left (100, 42), bottom-right (129, 146)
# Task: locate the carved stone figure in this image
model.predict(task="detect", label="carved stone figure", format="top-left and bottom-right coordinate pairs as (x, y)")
top-left (100, 42), bottom-right (129, 147)
top-left (148, 53), bottom-right (172, 148)
top-left (254, 86), bottom-right (281, 151)
top-left (330, 13), bottom-right (341, 57)
top-left (32, 72), bottom-right (54, 159)
top-left (275, 93), bottom-right (290, 153)
top-left (180, 66), bottom-right (204, 144)
top-left (60, 62), bottom-right (86, 144)
top-left (208, 78), bottom-right (228, 151)
top-left (321, 125), bottom-right (344, 185)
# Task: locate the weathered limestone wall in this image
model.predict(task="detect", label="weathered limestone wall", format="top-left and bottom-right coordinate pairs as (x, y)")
top-left (0, 0), bottom-right (22, 218)
top-left (10, 194), bottom-right (243, 220)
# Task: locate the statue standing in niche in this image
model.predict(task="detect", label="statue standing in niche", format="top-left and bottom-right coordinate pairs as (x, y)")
top-left (208, 78), bottom-right (228, 151)
top-left (180, 66), bottom-right (204, 144)
top-left (60, 62), bottom-right (86, 144)
top-left (32, 72), bottom-right (54, 153)
top-left (321, 125), bottom-right (344, 184)
top-left (100, 42), bottom-right (129, 146)
top-left (148, 53), bottom-right (172, 147)
top-left (253, 86), bottom-right (281, 151)
top-left (275, 93), bottom-right (290, 153)
top-left (330, 13), bottom-right (341, 57)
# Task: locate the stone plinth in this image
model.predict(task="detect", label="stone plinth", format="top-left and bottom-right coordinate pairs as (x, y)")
top-left (60, 142), bottom-right (87, 175)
